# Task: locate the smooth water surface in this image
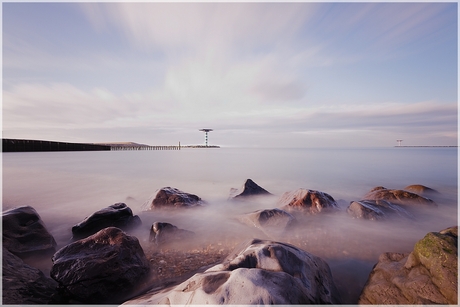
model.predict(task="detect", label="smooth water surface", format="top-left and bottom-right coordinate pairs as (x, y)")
top-left (2, 147), bottom-right (458, 302)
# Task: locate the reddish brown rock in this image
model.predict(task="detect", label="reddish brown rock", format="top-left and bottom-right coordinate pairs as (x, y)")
top-left (51, 227), bottom-right (150, 304)
top-left (277, 189), bottom-right (339, 214)
top-left (142, 187), bottom-right (204, 210)
top-left (363, 186), bottom-right (437, 207)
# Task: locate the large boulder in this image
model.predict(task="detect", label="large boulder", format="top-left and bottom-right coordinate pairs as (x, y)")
top-left (2, 206), bottom-right (57, 258)
top-left (2, 247), bottom-right (57, 304)
top-left (149, 222), bottom-right (195, 247)
top-left (277, 189), bottom-right (339, 214)
top-left (124, 239), bottom-right (341, 304)
top-left (142, 187), bottom-right (204, 210)
top-left (347, 200), bottom-right (414, 220)
top-left (50, 227), bottom-right (150, 304)
top-left (229, 179), bottom-right (272, 199)
top-left (237, 208), bottom-right (296, 237)
top-left (363, 186), bottom-right (437, 207)
top-left (71, 203), bottom-right (141, 240)
top-left (359, 226), bottom-right (457, 304)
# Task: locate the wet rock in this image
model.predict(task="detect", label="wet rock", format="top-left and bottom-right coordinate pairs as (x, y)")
top-left (2, 247), bottom-right (57, 304)
top-left (124, 239), bottom-right (341, 305)
top-left (404, 184), bottom-right (440, 197)
top-left (363, 186), bottom-right (437, 207)
top-left (72, 203), bottom-right (141, 240)
top-left (2, 206), bottom-right (57, 258)
top-left (149, 222), bottom-right (195, 246)
top-left (229, 179), bottom-right (272, 199)
top-left (142, 187), bottom-right (204, 210)
top-left (347, 200), bottom-right (414, 220)
top-left (51, 227), bottom-right (150, 304)
top-left (359, 226), bottom-right (457, 304)
top-left (277, 189), bottom-right (339, 214)
top-left (237, 208), bottom-right (296, 237)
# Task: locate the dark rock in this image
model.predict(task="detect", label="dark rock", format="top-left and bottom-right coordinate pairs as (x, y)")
top-left (404, 184), bottom-right (440, 197)
top-left (237, 208), bottom-right (296, 237)
top-left (2, 206), bottom-right (57, 258)
top-left (2, 247), bottom-right (57, 304)
top-left (277, 189), bottom-right (339, 214)
top-left (347, 200), bottom-right (414, 220)
top-left (363, 186), bottom-right (437, 207)
top-left (229, 179), bottom-right (272, 199)
top-left (71, 203), bottom-right (141, 240)
top-left (142, 187), bottom-right (204, 210)
top-left (149, 222), bottom-right (195, 246)
top-left (51, 227), bottom-right (150, 304)
top-left (359, 226), bottom-right (457, 304)
top-left (123, 239), bottom-right (341, 304)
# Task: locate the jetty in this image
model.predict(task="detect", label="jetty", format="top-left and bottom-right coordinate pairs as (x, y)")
top-left (2, 139), bottom-right (222, 152)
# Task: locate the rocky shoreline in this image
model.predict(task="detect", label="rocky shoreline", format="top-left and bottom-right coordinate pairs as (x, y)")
top-left (2, 180), bottom-right (457, 305)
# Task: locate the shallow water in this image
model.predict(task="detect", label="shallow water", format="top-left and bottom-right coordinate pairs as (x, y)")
top-left (2, 147), bottom-right (458, 303)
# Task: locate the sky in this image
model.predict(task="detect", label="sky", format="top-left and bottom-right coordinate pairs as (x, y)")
top-left (2, 1), bottom-right (458, 148)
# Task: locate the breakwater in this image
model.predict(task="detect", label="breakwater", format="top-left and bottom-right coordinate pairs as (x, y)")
top-left (2, 139), bottom-right (111, 152)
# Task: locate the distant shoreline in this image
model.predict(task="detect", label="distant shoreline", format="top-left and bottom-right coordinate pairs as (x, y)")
top-left (394, 145), bottom-right (457, 148)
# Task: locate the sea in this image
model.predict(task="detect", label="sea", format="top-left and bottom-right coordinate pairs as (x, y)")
top-left (2, 146), bottom-right (458, 302)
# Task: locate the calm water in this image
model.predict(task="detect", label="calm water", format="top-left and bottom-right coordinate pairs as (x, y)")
top-left (2, 147), bottom-right (458, 302)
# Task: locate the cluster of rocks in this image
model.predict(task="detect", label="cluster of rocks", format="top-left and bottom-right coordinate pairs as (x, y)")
top-left (3, 180), bottom-right (456, 305)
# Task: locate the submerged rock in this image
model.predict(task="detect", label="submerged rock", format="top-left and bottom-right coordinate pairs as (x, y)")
top-left (124, 239), bottom-right (341, 305)
top-left (403, 184), bottom-right (440, 197)
top-left (72, 203), bottom-right (141, 240)
top-left (51, 227), bottom-right (150, 304)
top-left (142, 187), bottom-right (204, 210)
top-left (149, 222), bottom-right (195, 246)
top-left (2, 206), bottom-right (57, 258)
top-left (237, 208), bottom-right (296, 237)
top-left (363, 186), bottom-right (437, 207)
top-left (2, 247), bottom-right (57, 305)
top-left (229, 179), bottom-right (272, 199)
top-left (277, 189), bottom-right (339, 214)
top-left (359, 226), bottom-right (457, 304)
top-left (347, 200), bottom-right (414, 220)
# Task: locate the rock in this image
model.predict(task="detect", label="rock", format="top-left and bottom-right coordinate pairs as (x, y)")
top-left (359, 226), bottom-right (457, 304)
top-left (124, 239), bottom-right (341, 304)
top-left (2, 206), bottom-right (57, 258)
top-left (71, 203), bottom-right (141, 240)
top-left (404, 184), bottom-right (440, 197)
top-left (142, 187), bottom-right (204, 210)
top-left (2, 247), bottom-right (57, 304)
top-left (237, 208), bottom-right (296, 237)
top-left (347, 200), bottom-right (414, 220)
top-left (50, 227), bottom-right (150, 304)
top-left (229, 179), bottom-right (272, 199)
top-left (277, 189), bottom-right (339, 214)
top-left (363, 186), bottom-right (437, 207)
top-left (149, 222), bottom-right (195, 246)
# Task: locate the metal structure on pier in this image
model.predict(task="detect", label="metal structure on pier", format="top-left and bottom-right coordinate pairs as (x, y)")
top-left (396, 139), bottom-right (403, 146)
top-left (199, 129), bottom-right (213, 147)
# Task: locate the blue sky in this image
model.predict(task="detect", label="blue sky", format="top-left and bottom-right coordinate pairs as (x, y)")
top-left (2, 2), bottom-right (458, 147)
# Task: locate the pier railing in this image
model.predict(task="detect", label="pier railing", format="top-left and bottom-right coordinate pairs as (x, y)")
top-left (110, 145), bottom-right (180, 151)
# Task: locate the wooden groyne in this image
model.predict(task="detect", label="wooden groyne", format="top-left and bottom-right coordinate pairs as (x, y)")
top-left (2, 139), bottom-right (111, 152)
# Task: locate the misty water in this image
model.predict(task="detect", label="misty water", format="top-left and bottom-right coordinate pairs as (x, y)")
top-left (2, 147), bottom-right (458, 303)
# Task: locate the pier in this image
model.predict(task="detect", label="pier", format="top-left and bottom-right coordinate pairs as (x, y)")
top-left (110, 145), bottom-right (181, 150)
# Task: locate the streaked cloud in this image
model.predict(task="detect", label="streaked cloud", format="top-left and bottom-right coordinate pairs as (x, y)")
top-left (2, 2), bottom-right (457, 147)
